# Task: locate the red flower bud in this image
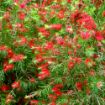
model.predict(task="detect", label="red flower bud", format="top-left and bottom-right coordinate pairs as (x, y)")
top-left (30, 100), bottom-right (38, 105)
top-left (75, 82), bottom-right (82, 91)
top-left (18, 12), bottom-right (26, 20)
top-left (80, 31), bottom-right (91, 40)
top-left (57, 10), bottom-right (65, 19)
top-left (38, 68), bottom-right (50, 80)
top-left (10, 54), bottom-right (26, 62)
top-left (6, 48), bottom-right (14, 58)
top-left (20, 3), bottom-right (26, 9)
top-left (68, 61), bottom-right (74, 69)
top-left (95, 31), bottom-right (103, 41)
top-left (56, 36), bottom-right (64, 45)
top-left (44, 42), bottom-right (54, 50)
top-left (3, 62), bottom-right (14, 72)
top-left (11, 81), bottom-right (20, 89)
top-left (50, 24), bottom-right (62, 30)
top-left (67, 0), bottom-right (71, 3)
top-left (0, 85), bottom-right (10, 92)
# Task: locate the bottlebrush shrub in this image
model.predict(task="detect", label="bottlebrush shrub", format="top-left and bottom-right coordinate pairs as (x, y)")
top-left (0, 0), bottom-right (105, 105)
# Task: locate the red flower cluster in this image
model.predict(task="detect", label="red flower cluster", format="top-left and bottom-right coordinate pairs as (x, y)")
top-left (3, 62), bottom-right (14, 72)
top-left (38, 68), bottom-right (50, 80)
top-left (10, 54), bottom-right (25, 63)
top-left (71, 11), bottom-right (96, 30)
top-left (52, 84), bottom-right (63, 96)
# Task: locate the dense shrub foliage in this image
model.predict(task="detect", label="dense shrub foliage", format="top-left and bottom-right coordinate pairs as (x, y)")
top-left (0, 0), bottom-right (105, 105)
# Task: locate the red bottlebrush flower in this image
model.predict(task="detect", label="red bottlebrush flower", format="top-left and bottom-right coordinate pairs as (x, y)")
top-left (80, 31), bottom-right (91, 40)
top-left (3, 62), bottom-right (14, 72)
top-left (44, 42), bottom-right (54, 50)
top-left (68, 61), bottom-right (74, 69)
top-left (75, 82), bottom-right (82, 91)
top-left (56, 36), bottom-right (64, 45)
top-left (38, 27), bottom-right (46, 33)
top-left (70, 10), bottom-right (80, 23)
top-left (67, 0), bottom-right (71, 3)
top-left (10, 54), bottom-right (26, 62)
top-left (38, 63), bottom-right (49, 69)
top-left (57, 10), bottom-right (65, 19)
top-left (6, 48), bottom-right (14, 58)
top-left (85, 58), bottom-right (95, 67)
top-left (20, 3), bottom-right (26, 9)
top-left (75, 12), bottom-right (96, 30)
top-left (19, 36), bottom-right (27, 45)
top-left (54, 84), bottom-right (63, 89)
top-left (0, 85), bottom-right (10, 92)
top-left (15, 23), bottom-right (24, 28)
top-left (0, 45), bottom-right (7, 51)
top-left (38, 27), bottom-right (50, 37)
top-left (28, 39), bottom-right (35, 49)
top-left (55, 90), bottom-right (62, 96)
top-left (95, 31), bottom-right (103, 41)
top-left (38, 27), bottom-right (47, 33)
top-left (75, 57), bottom-right (82, 64)
top-left (30, 100), bottom-right (38, 105)
top-left (52, 84), bottom-right (62, 96)
top-left (52, 87), bottom-right (60, 93)
top-left (35, 54), bottom-right (44, 63)
top-left (14, 35), bottom-right (27, 46)
top-left (18, 11), bottom-right (26, 20)
top-left (42, 30), bottom-right (50, 37)
top-left (50, 24), bottom-right (62, 30)
top-left (38, 68), bottom-right (50, 80)
top-left (85, 57), bottom-right (91, 63)
top-left (11, 81), bottom-right (20, 89)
